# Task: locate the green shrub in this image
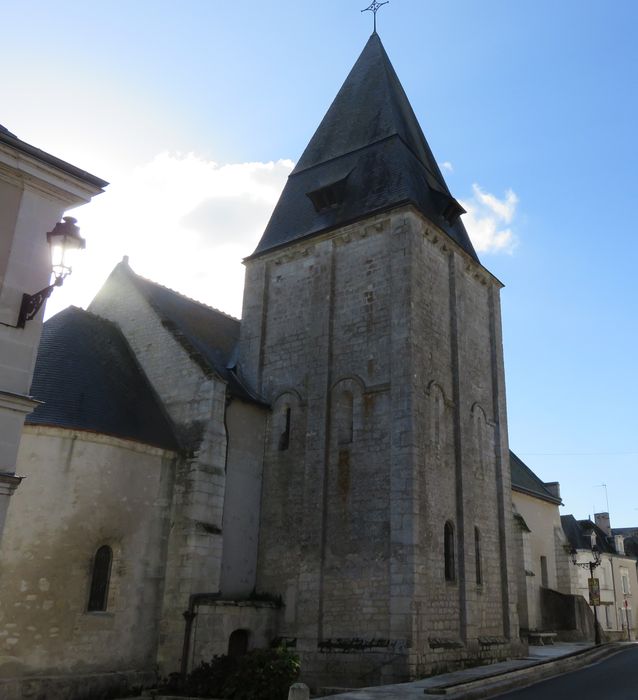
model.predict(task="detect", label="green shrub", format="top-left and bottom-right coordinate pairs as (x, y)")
top-left (161, 647), bottom-right (300, 700)
top-left (222, 647), bottom-right (300, 700)
top-left (188, 655), bottom-right (238, 697)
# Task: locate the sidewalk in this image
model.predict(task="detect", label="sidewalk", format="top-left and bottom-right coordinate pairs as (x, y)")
top-left (315, 642), bottom-right (627, 699)
top-left (123, 642), bottom-right (631, 700)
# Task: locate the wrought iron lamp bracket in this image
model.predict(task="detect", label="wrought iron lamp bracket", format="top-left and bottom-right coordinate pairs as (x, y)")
top-left (1, 217), bottom-right (84, 329)
top-left (570, 545), bottom-right (602, 570)
top-left (16, 275), bottom-right (65, 328)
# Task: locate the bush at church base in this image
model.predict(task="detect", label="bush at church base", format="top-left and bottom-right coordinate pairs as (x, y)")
top-left (160, 647), bottom-right (300, 699)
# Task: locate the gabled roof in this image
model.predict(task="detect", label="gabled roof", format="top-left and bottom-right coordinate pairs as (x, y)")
top-left (102, 262), bottom-right (264, 405)
top-left (26, 306), bottom-right (179, 451)
top-left (510, 451), bottom-right (562, 505)
top-left (250, 33), bottom-right (477, 261)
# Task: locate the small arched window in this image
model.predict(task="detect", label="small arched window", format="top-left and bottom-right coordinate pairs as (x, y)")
top-left (336, 391), bottom-right (354, 445)
top-left (278, 407), bottom-right (291, 451)
top-left (88, 545), bottom-right (112, 612)
top-left (444, 521), bottom-right (455, 582)
top-left (475, 527), bottom-right (482, 585)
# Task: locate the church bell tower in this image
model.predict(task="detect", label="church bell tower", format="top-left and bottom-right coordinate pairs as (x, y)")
top-left (238, 33), bottom-right (521, 686)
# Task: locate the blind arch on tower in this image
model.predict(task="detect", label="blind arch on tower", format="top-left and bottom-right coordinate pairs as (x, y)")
top-left (427, 381), bottom-right (449, 455)
top-left (330, 376), bottom-right (365, 446)
top-left (471, 402), bottom-right (493, 480)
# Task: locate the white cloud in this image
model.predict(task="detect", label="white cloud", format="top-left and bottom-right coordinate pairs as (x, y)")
top-left (46, 161), bottom-right (517, 323)
top-left (47, 153), bottom-right (294, 320)
top-left (440, 161), bottom-right (454, 173)
top-left (459, 184), bottom-right (519, 254)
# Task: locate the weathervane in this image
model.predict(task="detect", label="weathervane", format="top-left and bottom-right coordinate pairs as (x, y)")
top-left (361, 1), bottom-right (389, 34)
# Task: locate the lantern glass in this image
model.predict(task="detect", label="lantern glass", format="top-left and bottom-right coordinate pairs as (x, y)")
top-left (50, 238), bottom-right (66, 272)
top-left (47, 217), bottom-right (85, 279)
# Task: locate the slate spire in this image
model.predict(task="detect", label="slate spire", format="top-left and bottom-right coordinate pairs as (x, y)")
top-left (251, 33), bottom-right (478, 261)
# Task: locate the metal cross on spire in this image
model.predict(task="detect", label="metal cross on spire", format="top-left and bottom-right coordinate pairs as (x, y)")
top-left (361, 1), bottom-right (389, 34)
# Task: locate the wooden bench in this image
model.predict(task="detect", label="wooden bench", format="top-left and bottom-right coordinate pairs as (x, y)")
top-left (528, 631), bottom-right (557, 646)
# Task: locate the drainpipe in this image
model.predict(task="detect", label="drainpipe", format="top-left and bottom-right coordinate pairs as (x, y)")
top-left (181, 388), bottom-right (233, 682)
top-left (609, 554), bottom-right (618, 635)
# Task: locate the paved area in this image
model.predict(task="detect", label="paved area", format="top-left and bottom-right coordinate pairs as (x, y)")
top-left (493, 644), bottom-right (638, 699)
top-left (123, 642), bottom-right (630, 700)
top-left (315, 642), bottom-right (602, 699)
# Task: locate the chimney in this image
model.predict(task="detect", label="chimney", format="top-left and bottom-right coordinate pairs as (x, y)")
top-left (544, 481), bottom-right (561, 501)
top-left (595, 512), bottom-right (611, 536)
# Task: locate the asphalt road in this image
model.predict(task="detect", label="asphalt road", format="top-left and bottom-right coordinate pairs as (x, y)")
top-left (494, 645), bottom-right (638, 699)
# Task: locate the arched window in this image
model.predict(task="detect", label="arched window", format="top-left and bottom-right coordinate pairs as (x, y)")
top-left (475, 527), bottom-right (482, 585)
top-left (88, 545), bottom-right (112, 612)
top-left (444, 521), bottom-right (455, 582)
top-left (278, 407), bottom-right (291, 451)
top-left (227, 629), bottom-right (249, 658)
top-left (336, 391), bottom-right (354, 445)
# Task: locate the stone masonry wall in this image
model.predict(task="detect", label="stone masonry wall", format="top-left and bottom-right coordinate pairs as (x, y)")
top-left (238, 205), bottom-right (520, 686)
top-left (0, 427), bottom-right (174, 696)
top-left (220, 399), bottom-right (267, 598)
top-left (406, 211), bottom-right (517, 674)
top-left (190, 601), bottom-right (280, 665)
top-left (90, 271), bottom-right (228, 674)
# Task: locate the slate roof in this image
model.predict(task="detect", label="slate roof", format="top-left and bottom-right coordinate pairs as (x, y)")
top-left (26, 306), bottom-right (179, 451)
top-left (104, 262), bottom-right (264, 405)
top-left (612, 527), bottom-right (638, 537)
top-left (0, 123), bottom-right (107, 188)
top-left (0, 123), bottom-right (17, 138)
top-left (510, 451), bottom-right (562, 505)
top-left (621, 536), bottom-right (638, 559)
top-left (561, 515), bottom-right (615, 554)
top-left (612, 528), bottom-right (638, 559)
top-left (250, 33), bottom-right (478, 261)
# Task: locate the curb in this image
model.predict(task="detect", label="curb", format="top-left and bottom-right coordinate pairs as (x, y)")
top-left (425, 643), bottom-right (626, 698)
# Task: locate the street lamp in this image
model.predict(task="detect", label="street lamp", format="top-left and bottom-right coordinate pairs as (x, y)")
top-left (1, 217), bottom-right (86, 329)
top-left (570, 545), bottom-right (602, 645)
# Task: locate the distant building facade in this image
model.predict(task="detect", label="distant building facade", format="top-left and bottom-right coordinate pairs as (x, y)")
top-left (562, 513), bottom-right (637, 641)
top-left (510, 452), bottom-right (570, 633)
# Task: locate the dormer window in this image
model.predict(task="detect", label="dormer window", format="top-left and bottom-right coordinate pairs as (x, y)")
top-left (306, 174), bottom-right (350, 213)
top-left (442, 198), bottom-right (466, 225)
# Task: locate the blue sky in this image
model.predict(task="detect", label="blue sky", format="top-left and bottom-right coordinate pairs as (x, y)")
top-left (3, 1), bottom-right (637, 525)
